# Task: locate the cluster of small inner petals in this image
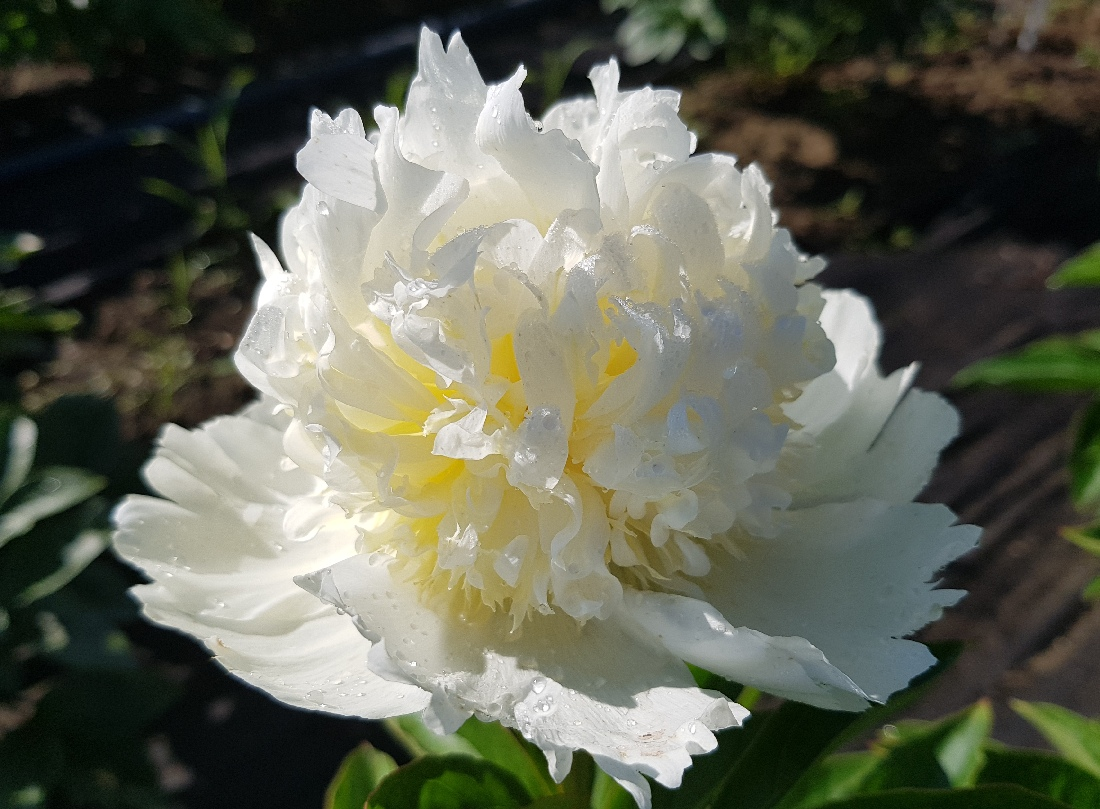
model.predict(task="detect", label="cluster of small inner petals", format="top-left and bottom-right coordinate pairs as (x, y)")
top-left (114, 27), bottom-right (978, 809)
top-left (239, 49), bottom-right (835, 630)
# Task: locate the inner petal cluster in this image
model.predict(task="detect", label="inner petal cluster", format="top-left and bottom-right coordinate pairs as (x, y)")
top-left (236, 44), bottom-right (835, 629)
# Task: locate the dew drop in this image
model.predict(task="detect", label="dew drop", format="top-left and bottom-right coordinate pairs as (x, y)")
top-left (317, 201), bottom-right (330, 216)
top-left (531, 677), bottom-right (546, 694)
top-left (627, 719), bottom-right (637, 727)
top-left (689, 722), bottom-right (698, 734)
top-left (306, 689), bottom-right (324, 703)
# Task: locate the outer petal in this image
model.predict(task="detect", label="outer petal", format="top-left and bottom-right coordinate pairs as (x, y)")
top-left (112, 403), bottom-right (430, 718)
top-left (782, 290), bottom-right (960, 506)
top-left (297, 553), bottom-right (745, 807)
top-left (618, 591), bottom-right (870, 711)
top-left (702, 500), bottom-right (980, 703)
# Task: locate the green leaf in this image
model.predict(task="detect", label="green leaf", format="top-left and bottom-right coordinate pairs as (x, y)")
top-left (0, 497), bottom-right (105, 608)
top-left (384, 715), bottom-right (480, 759)
top-left (656, 642), bottom-right (962, 809)
top-left (591, 768), bottom-right (637, 809)
top-left (858, 701), bottom-right (994, 792)
top-left (1069, 401), bottom-right (1100, 512)
top-left (1048, 243), bottom-right (1100, 288)
top-left (1083, 577), bottom-right (1100, 600)
top-left (0, 467), bottom-right (106, 550)
top-left (368, 755), bottom-right (532, 809)
top-left (13, 529), bottom-right (107, 607)
top-left (814, 785), bottom-right (1074, 808)
top-left (0, 416), bottom-right (36, 506)
top-left (978, 748), bottom-right (1100, 807)
top-left (952, 332), bottom-right (1100, 392)
top-left (456, 719), bottom-right (557, 798)
top-left (325, 743), bottom-right (398, 809)
top-left (1012, 701), bottom-right (1100, 779)
top-left (777, 753), bottom-right (879, 809)
top-left (1063, 526), bottom-right (1100, 558)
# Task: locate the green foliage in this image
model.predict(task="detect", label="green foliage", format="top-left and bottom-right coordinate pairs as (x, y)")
top-left (1012, 701), bottom-right (1100, 779)
top-left (977, 749), bottom-right (1100, 807)
top-left (0, 296), bottom-right (173, 808)
top-left (367, 756), bottom-right (533, 809)
top-left (0, 0), bottom-right (249, 73)
top-left (1047, 243), bottom-right (1100, 289)
top-left (348, 645), bottom-right (1100, 809)
top-left (952, 332), bottom-right (1100, 393)
top-left (955, 240), bottom-right (1100, 598)
top-left (325, 744), bottom-right (399, 809)
top-left (603, 0), bottom-right (980, 73)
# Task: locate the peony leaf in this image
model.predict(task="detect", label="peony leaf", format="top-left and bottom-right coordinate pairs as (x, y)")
top-left (775, 753), bottom-right (879, 809)
top-left (856, 701), bottom-right (994, 792)
top-left (325, 743), bottom-right (398, 809)
top-left (13, 529), bottom-right (108, 607)
top-left (0, 467), bottom-right (106, 551)
top-left (1069, 401), bottom-right (1100, 512)
top-left (1048, 243), bottom-right (1100, 289)
top-left (656, 643), bottom-right (962, 809)
top-left (810, 785), bottom-right (1074, 808)
top-left (1011, 701), bottom-right (1100, 779)
top-left (456, 719), bottom-right (557, 798)
top-left (953, 332), bottom-right (1100, 393)
top-left (384, 716), bottom-right (479, 759)
top-left (1064, 526), bottom-right (1100, 558)
top-left (1083, 577), bottom-right (1100, 600)
top-left (367, 755), bottom-right (532, 809)
top-left (977, 749), bottom-right (1100, 806)
top-left (0, 498), bottom-right (104, 609)
top-left (0, 416), bottom-right (36, 507)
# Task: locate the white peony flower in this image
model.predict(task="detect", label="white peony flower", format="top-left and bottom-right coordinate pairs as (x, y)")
top-left (113, 29), bottom-right (979, 807)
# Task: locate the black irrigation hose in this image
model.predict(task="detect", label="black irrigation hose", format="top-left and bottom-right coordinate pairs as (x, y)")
top-left (0, 0), bottom-right (598, 299)
top-left (0, 0), bottom-right (567, 185)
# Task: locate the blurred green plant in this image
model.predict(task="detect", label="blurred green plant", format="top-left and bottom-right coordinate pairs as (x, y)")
top-left (0, 0), bottom-right (250, 74)
top-left (955, 241), bottom-right (1100, 600)
top-left (0, 291), bottom-right (176, 809)
top-left (134, 68), bottom-right (254, 328)
top-left (325, 644), bottom-right (1100, 809)
top-left (602, 0), bottom-right (982, 75)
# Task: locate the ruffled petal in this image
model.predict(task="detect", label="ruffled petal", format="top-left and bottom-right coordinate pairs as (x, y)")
top-left (783, 291), bottom-right (960, 506)
top-left (113, 404), bottom-right (429, 718)
top-left (297, 553), bottom-right (745, 807)
top-left (702, 500), bottom-right (979, 703)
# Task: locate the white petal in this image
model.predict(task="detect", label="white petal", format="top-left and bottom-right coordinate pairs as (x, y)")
top-left (476, 69), bottom-right (600, 228)
top-left (113, 409), bottom-right (429, 718)
top-left (297, 109), bottom-right (380, 211)
top-left (703, 500), bottom-right (979, 703)
top-left (297, 553), bottom-right (745, 804)
top-left (783, 291), bottom-right (959, 505)
top-left (619, 591), bottom-right (870, 711)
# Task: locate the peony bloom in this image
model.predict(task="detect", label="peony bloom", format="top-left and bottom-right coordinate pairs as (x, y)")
top-left (113, 29), bottom-right (978, 807)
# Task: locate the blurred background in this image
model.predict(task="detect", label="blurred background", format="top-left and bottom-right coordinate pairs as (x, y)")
top-left (3, 0), bottom-right (1100, 807)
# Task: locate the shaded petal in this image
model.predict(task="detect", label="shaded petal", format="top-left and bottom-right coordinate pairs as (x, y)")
top-left (703, 500), bottom-right (979, 703)
top-left (619, 591), bottom-right (871, 711)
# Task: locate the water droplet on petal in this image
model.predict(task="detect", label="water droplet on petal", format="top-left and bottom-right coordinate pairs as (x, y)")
top-left (689, 722), bottom-right (698, 734)
top-left (317, 201), bottom-right (330, 216)
top-left (531, 677), bottom-right (546, 694)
